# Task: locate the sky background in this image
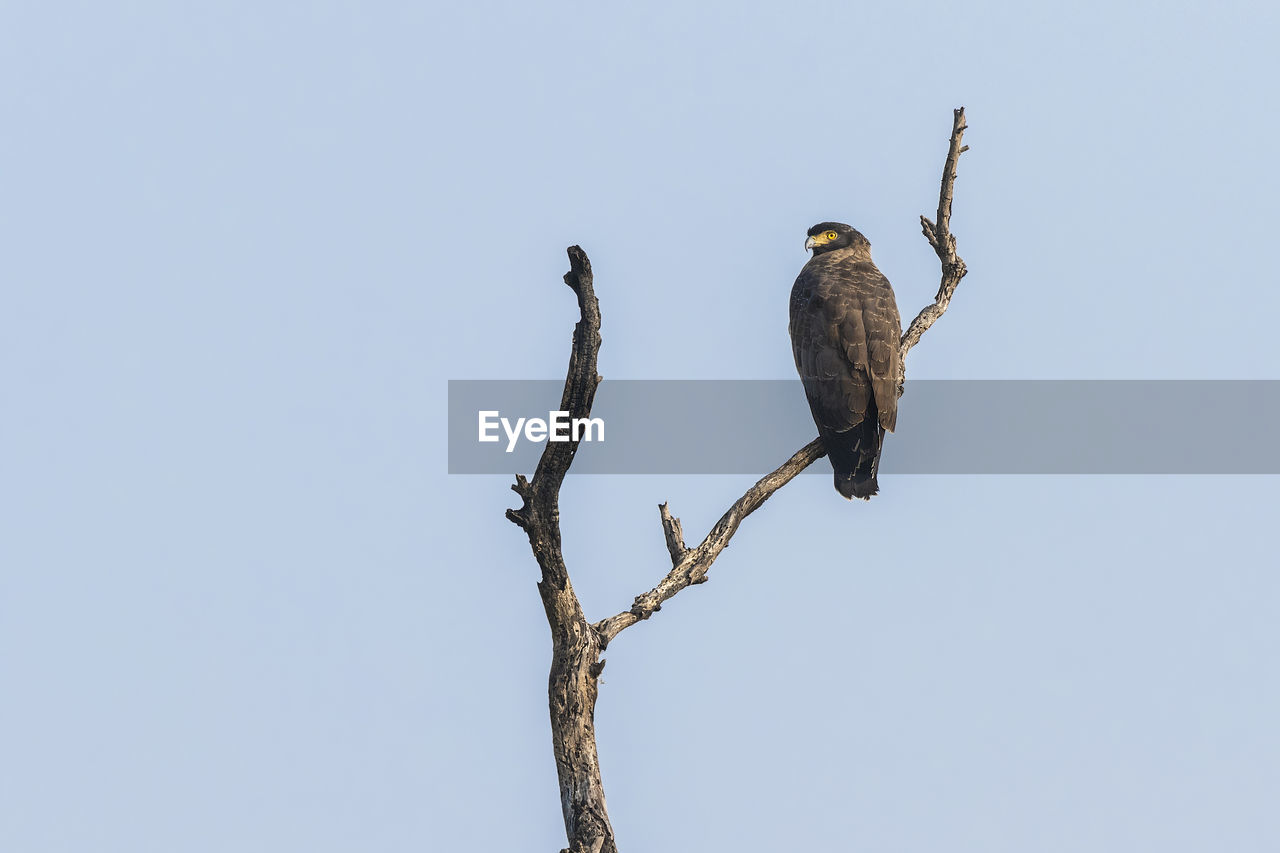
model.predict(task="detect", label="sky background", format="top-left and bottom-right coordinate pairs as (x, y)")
top-left (2, 1), bottom-right (1278, 851)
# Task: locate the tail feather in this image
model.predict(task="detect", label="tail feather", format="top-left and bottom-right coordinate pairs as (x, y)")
top-left (822, 400), bottom-right (886, 501)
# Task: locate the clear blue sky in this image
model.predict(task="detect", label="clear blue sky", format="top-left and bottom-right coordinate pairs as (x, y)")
top-left (2, 2), bottom-right (1278, 851)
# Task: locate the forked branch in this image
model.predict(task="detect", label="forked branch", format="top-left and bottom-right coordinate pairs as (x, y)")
top-left (508, 109), bottom-right (972, 853)
top-left (505, 247), bottom-right (616, 853)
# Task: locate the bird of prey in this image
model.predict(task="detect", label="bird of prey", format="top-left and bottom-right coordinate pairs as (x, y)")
top-left (789, 222), bottom-right (902, 499)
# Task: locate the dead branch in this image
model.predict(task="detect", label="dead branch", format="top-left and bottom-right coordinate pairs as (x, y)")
top-left (594, 438), bottom-right (826, 644)
top-left (508, 109), bottom-right (971, 852)
top-left (899, 106), bottom-right (970, 379)
top-left (658, 503), bottom-right (688, 565)
top-left (505, 247), bottom-right (616, 853)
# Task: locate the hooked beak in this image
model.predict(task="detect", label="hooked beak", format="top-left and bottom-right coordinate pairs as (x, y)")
top-left (804, 236), bottom-right (818, 251)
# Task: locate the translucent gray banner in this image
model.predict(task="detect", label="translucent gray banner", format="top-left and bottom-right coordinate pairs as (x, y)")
top-left (448, 380), bottom-right (1280, 475)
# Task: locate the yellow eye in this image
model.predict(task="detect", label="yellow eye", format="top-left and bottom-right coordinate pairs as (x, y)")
top-left (824, 230), bottom-right (838, 241)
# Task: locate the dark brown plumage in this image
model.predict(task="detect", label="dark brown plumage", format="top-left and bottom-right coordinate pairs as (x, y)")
top-left (789, 222), bottom-right (902, 499)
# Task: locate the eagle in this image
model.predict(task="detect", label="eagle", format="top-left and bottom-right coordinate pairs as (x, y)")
top-left (789, 222), bottom-right (902, 500)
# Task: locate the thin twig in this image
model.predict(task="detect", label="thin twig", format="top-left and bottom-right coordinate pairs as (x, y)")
top-left (899, 107), bottom-right (969, 382)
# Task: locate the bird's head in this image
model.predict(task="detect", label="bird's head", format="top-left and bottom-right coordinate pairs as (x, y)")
top-left (804, 222), bottom-right (870, 257)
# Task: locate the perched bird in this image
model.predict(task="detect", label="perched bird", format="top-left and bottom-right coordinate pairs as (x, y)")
top-left (789, 222), bottom-right (902, 499)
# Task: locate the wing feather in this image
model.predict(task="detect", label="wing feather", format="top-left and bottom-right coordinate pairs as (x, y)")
top-left (790, 255), bottom-right (901, 435)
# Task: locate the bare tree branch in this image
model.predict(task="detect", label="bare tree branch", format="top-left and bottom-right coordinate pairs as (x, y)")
top-left (658, 503), bottom-right (688, 565)
top-left (506, 245), bottom-right (602, 535)
top-left (506, 247), bottom-right (616, 853)
top-left (595, 107), bottom-right (972, 645)
top-left (508, 110), bottom-right (971, 852)
top-left (899, 106), bottom-right (970, 378)
top-left (594, 438), bottom-right (827, 645)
